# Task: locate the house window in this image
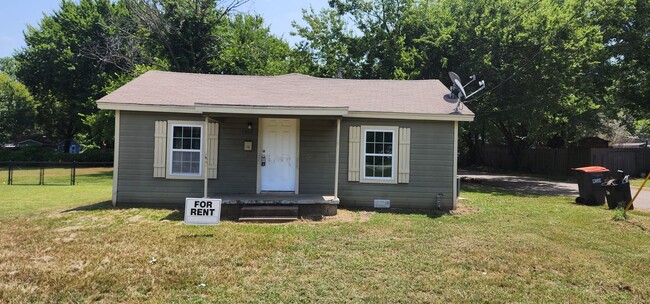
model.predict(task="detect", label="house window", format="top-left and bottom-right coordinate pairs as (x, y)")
top-left (362, 126), bottom-right (398, 183)
top-left (170, 124), bottom-right (202, 176)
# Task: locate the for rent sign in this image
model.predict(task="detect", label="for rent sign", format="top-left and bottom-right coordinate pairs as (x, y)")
top-left (184, 198), bottom-right (221, 225)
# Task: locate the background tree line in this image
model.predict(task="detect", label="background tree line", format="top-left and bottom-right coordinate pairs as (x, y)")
top-left (0, 0), bottom-right (647, 167)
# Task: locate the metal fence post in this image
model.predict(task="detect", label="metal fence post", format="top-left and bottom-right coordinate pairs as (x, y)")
top-left (71, 161), bottom-right (76, 186)
top-left (39, 163), bottom-right (45, 185)
top-left (8, 160), bottom-right (12, 185)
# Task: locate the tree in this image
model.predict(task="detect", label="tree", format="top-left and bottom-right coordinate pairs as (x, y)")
top-left (0, 57), bottom-right (18, 79)
top-left (292, 5), bottom-right (361, 78)
top-left (124, 0), bottom-right (250, 73)
top-left (292, 1), bottom-right (425, 79)
top-left (0, 73), bottom-right (37, 143)
top-left (412, 0), bottom-right (611, 167)
top-left (328, 0), bottom-right (417, 79)
top-left (210, 14), bottom-right (292, 75)
top-left (596, 0), bottom-right (650, 117)
top-left (16, 0), bottom-right (126, 151)
top-left (293, 0), bottom-right (627, 168)
top-left (79, 64), bottom-right (159, 149)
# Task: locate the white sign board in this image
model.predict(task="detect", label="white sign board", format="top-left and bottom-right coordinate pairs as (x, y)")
top-left (184, 198), bottom-right (221, 225)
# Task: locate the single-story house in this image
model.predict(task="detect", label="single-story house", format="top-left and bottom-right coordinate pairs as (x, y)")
top-left (97, 71), bottom-right (474, 216)
top-left (16, 139), bottom-right (44, 147)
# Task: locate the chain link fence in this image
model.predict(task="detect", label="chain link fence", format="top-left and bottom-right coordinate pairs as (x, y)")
top-left (0, 161), bottom-right (113, 186)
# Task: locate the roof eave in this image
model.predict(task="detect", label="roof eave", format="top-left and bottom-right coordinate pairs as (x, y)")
top-left (97, 102), bottom-right (475, 122)
top-left (345, 111), bottom-right (475, 122)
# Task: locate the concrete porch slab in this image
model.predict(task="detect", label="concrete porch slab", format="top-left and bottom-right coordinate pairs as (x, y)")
top-left (214, 194), bottom-right (340, 205)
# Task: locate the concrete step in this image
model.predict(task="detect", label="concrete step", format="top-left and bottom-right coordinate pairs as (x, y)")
top-left (239, 205), bottom-right (299, 220)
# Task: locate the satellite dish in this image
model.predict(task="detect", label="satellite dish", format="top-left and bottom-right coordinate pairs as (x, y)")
top-left (448, 72), bottom-right (467, 98)
top-left (448, 71), bottom-right (486, 113)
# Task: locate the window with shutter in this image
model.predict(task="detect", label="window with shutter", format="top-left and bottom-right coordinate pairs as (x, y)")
top-left (349, 125), bottom-right (410, 184)
top-left (348, 126), bottom-right (361, 181)
top-left (154, 120), bottom-right (209, 180)
top-left (398, 127), bottom-right (411, 183)
top-left (206, 122), bottom-right (219, 179)
top-left (153, 121), bottom-right (167, 178)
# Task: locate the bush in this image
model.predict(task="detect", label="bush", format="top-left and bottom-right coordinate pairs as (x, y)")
top-left (0, 146), bottom-right (113, 163)
top-left (612, 207), bottom-right (629, 221)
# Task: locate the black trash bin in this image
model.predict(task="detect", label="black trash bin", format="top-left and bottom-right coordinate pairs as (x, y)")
top-left (602, 170), bottom-right (633, 210)
top-left (573, 166), bottom-right (609, 205)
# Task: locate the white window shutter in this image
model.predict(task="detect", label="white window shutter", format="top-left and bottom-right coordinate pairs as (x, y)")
top-left (207, 122), bottom-right (219, 179)
top-left (348, 126), bottom-right (361, 182)
top-left (153, 121), bottom-right (167, 178)
top-left (398, 127), bottom-right (411, 183)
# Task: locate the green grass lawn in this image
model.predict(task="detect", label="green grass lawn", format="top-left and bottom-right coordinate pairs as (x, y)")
top-left (0, 167), bottom-right (112, 217)
top-left (630, 177), bottom-right (649, 189)
top-left (1, 173), bottom-right (649, 303)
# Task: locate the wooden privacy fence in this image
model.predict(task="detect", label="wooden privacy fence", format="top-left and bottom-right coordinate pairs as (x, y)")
top-left (479, 146), bottom-right (650, 177)
top-left (0, 161), bottom-right (113, 185)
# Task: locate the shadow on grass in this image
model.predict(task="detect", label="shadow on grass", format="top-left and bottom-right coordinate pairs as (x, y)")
top-left (177, 233), bottom-right (215, 238)
top-left (76, 171), bottom-right (113, 178)
top-left (61, 202), bottom-right (448, 223)
top-left (62, 201), bottom-right (185, 222)
top-left (460, 174), bottom-right (579, 197)
top-left (161, 210), bottom-right (183, 221)
top-left (63, 201), bottom-right (114, 212)
top-left (462, 182), bottom-right (572, 199)
top-left (340, 206), bottom-right (445, 219)
top-left (461, 183), bottom-right (613, 210)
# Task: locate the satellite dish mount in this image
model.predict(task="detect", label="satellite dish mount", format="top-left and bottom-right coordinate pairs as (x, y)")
top-left (448, 71), bottom-right (486, 113)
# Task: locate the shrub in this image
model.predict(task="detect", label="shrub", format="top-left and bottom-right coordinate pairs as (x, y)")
top-left (612, 207), bottom-right (629, 221)
top-left (0, 146), bottom-right (113, 163)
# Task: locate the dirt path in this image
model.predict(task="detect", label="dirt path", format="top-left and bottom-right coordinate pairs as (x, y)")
top-left (459, 170), bottom-right (650, 211)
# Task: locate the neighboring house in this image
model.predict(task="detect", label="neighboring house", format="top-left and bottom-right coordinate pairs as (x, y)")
top-left (57, 139), bottom-right (82, 154)
top-left (611, 142), bottom-right (649, 148)
top-left (7, 135), bottom-right (55, 149)
top-left (97, 71), bottom-right (474, 215)
top-left (16, 139), bottom-right (44, 147)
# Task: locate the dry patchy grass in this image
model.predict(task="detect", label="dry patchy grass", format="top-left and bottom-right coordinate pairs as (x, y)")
top-left (1, 181), bottom-right (650, 303)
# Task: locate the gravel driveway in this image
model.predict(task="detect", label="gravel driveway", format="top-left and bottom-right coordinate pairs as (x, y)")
top-left (459, 170), bottom-right (650, 211)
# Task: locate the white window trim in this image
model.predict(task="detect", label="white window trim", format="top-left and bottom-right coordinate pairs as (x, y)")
top-left (360, 125), bottom-right (399, 184)
top-left (166, 120), bottom-right (204, 180)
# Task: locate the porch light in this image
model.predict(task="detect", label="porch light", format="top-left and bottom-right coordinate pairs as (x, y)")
top-left (247, 122), bottom-right (253, 130)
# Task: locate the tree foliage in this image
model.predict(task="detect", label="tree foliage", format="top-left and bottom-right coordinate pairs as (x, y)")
top-left (6, 0), bottom-right (648, 161)
top-left (0, 57), bottom-right (18, 79)
top-left (16, 0), bottom-right (126, 150)
top-left (124, 0), bottom-right (249, 73)
top-left (293, 0), bottom-right (646, 167)
top-left (0, 73), bottom-right (37, 143)
top-left (210, 14), bottom-right (292, 75)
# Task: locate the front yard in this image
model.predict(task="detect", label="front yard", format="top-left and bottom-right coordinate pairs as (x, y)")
top-left (1, 170), bottom-right (649, 303)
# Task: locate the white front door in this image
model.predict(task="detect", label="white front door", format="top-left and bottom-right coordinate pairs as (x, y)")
top-left (260, 118), bottom-right (298, 192)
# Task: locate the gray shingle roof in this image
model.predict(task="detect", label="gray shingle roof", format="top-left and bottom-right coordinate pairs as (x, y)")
top-left (97, 71), bottom-right (474, 118)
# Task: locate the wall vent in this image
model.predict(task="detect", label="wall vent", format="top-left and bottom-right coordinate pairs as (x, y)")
top-left (374, 199), bottom-right (390, 208)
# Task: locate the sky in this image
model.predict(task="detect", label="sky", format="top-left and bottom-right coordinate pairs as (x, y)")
top-left (0, 0), bottom-right (328, 58)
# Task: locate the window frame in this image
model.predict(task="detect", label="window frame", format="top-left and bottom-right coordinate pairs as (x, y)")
top-left (167, 121), bottom-right (204, 179)
top-left (360, 125), bottom-right (399, 184)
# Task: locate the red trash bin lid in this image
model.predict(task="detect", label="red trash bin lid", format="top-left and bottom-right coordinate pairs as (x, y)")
top-left (572, 166), bottom-right (609, 173)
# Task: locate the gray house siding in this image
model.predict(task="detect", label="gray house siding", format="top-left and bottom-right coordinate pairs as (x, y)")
top-left (338, 118), bottom-right (455, 210)
top-left (116, 112), bottom-right (455, 210)
top-left (118, 111), bottom-right (202, 205)
top-left (117, 112), bottom-right (258, 206)
top-left (299, 119), bottom-right (336, 194)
